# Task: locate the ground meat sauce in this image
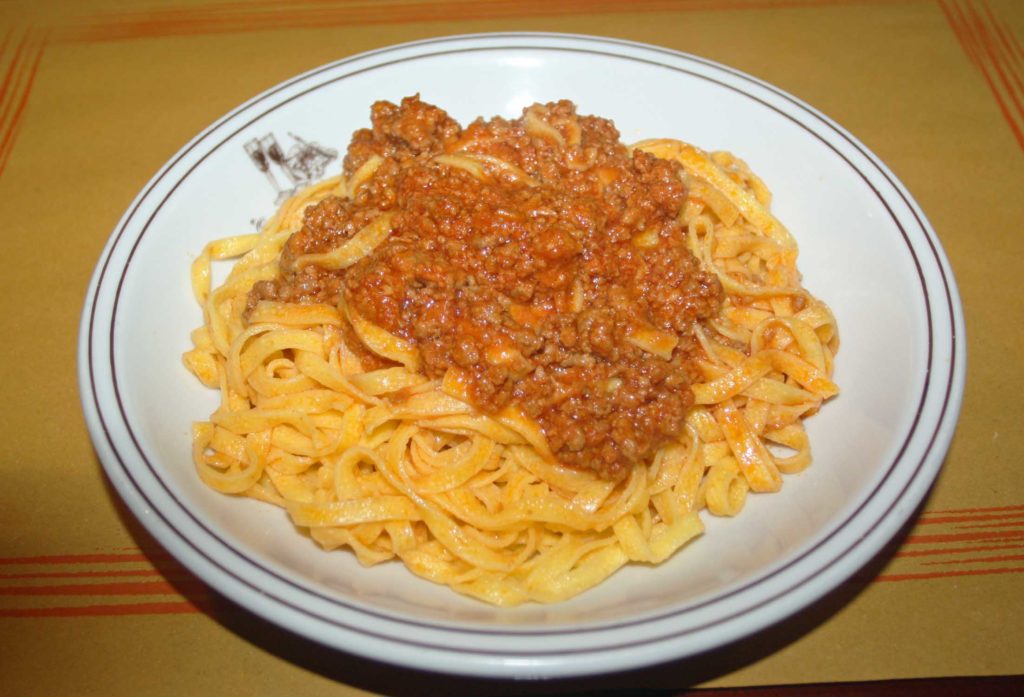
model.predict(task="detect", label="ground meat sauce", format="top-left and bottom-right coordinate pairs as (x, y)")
top-left (249, 97), bottom-right (723, 480)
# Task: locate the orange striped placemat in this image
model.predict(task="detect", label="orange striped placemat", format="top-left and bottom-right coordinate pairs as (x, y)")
top-left (0, 547), bottom-right (211, 618)
top-left (3, 503), bottom-right (1021, 619)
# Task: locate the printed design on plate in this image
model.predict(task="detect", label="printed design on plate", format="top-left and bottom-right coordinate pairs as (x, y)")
top-left (244, 132), bottom-right (339, 203)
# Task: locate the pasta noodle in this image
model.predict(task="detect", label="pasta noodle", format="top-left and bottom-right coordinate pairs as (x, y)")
top-left (183, 100), bottom-right (838, 606)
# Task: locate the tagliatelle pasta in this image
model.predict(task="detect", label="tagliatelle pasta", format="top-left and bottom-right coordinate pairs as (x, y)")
top-left (183, 98), bottom-right (838, 606)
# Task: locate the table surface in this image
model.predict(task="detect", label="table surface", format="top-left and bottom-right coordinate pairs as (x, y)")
top-left (1, 0), bottom-right (1022, 694)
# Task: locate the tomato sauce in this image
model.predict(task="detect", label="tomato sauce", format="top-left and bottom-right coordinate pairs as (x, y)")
top-left (250, 96), bottom-right (722, 479)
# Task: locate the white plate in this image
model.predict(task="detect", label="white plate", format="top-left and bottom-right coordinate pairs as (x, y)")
top-left (78, 33), bottom-right (965, 678)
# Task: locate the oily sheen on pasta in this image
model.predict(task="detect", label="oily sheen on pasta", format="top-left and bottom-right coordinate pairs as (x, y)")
top-left (183, 97), bottom-right (838, 606)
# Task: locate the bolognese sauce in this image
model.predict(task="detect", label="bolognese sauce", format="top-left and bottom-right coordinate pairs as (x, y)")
top-left (249, 96), bottom-right (722, 480)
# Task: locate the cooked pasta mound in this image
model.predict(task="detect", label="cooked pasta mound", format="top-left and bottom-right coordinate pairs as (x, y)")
top-left (183, 97), bottom-right (839, 605)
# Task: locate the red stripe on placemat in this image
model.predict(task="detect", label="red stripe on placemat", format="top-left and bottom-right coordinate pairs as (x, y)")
top-left (0, 547), bottom-right (211, 617)
top-left (0, 34), bottom-right (28, 122)
top-left (895, 543), bottom-right (1024, 559)
top-left (875, 566), bottom-right (1024, 582)
top-left (0, 580), bottom-right (196, 597)
top-left (0, 569), bottom-right (165, 580)
top-left (867, 503), bottom-right (1024, 583)
top-left (923, 504), bottom-right (1024, 515)
top-left (939, 0), bottom-right (1024, 151)
top-left (0, 553), bottom-right (156, 565)
top-left (964, 1), bottom-right (1024, 117)
top-left (58, 0), bottom-right (906, 43)
top-left (0, 30), bottom-right (46, 180)
top-left (906, 530), bottom-right (1024, 544)
top-left (0, 601), bottom-right (203, 618)
top-left (0, 28), bottom-right (13, 57)
top-left (955, 520), bottom-right (1024, 530)
top-left (922, 553), bottom-right (1024, 566)
top-left (982, 2), bottom-right (1024, 95)
top-left (914, 511), bottom-right (1024, 525)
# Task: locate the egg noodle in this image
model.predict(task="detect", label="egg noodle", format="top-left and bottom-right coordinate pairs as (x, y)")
top-left (183, 125), bottom-right (838, 606)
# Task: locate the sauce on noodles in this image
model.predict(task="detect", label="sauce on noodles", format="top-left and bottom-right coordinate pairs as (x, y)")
top-left (186, 97), bottom-right (840, 605)
top-left (249, 97), bottom-right (722, 480)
